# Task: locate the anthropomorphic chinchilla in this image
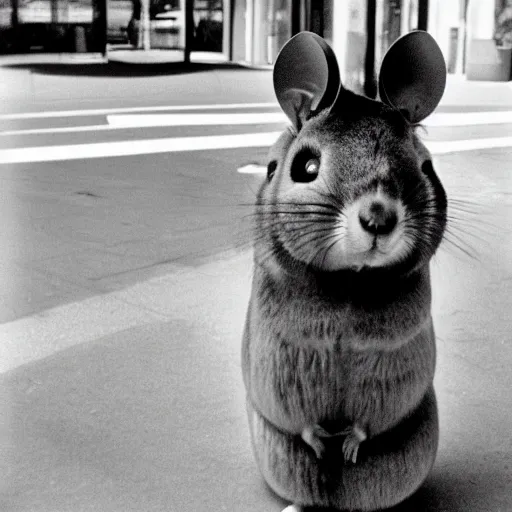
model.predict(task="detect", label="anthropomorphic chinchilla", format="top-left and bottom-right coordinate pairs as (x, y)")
top-left (242, 30), bottom-right (447, 512)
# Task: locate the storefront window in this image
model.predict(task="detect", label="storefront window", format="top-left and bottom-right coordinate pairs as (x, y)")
top-left (402, 0), bottom-right (418, 32)
top-left (0, 0), bottom-right (12, 52)
top-left (495, 0), bottom-right (512, 47)
top-left (0, 0), bottom-right (97, 53)
top-left (122, 0), bottom-right (223, 52)
top-left (193, 0), bottom-right (223, 52)
top-left (16, 0), bottom-right (92, 23)
top-left (375, 0), bottom-right (407, 71)
top-left (266, 0), bottom-right (290, 62)
top-left (0, 0), bottom-right (12, 27)
top-left (17, 0), bottom-right (52, 23)
top-left (126, 0), bottom-right (183, 48)
top-left (378, 0), bottom-right (401, 62)
top-left (344, 0), bottom-right (367, 92)
top-left (107, 0), bottom-right (132, 43)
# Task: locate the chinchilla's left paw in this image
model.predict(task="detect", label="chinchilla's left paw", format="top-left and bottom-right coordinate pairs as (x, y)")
top-left (341, 425), bottom-right (367, 464)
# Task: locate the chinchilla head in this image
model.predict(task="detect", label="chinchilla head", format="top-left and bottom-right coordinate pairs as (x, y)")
top-left (255, 31), bottom-right (448, 277)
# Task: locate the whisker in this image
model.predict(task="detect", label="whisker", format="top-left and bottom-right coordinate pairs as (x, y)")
top-left (446, 213), bottom-right (489, 225)
top-left (449, 196), bottom-right (487, 207)
top-left (290, 227), bottom-right (342, 249)
top-left (440, 237), bottom-right (479, 262)
top-left (251, 207), bottom-right (342, 217)
top-left (316, 234), bottom-right (343, 269)
top-left (286, 229), bottom-right (340, 249)
top-left (448, 204), bottom-right (482, 216)
top-left (286, 227), bottom-right (344, 260)
top-left (440, 228), bottom-right (480, 261)
top-left (446, 221), bottom-right (494, 244)
top-left (444, 225), bottom-right (481, 250)
top-left (244, 215), bottom-right (339, 226)
top-left (254, 200), bottom-right (341, 212)
top-left (251, 210), bottom-right (341, 219)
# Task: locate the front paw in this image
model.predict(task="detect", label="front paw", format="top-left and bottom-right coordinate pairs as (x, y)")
top-left (341, 425), bottom-right (367, 464)
top-left (301, 425), bottom-right (330, 459)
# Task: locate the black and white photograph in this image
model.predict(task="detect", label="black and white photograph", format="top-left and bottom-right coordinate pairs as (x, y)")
top-left (0, 0), bottom-right (511, 511)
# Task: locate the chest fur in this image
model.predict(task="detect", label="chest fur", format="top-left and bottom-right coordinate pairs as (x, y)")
top-left (242, 269), bottom-right (436, 435)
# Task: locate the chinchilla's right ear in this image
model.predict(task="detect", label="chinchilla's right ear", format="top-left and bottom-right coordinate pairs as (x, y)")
top-left (273, 31), bottom-right (341, 131)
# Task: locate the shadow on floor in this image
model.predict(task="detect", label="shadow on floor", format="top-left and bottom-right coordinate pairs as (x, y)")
top-left (301, 464), bottom-right (508, 511)
top-left (2, 61), bottom-right (266, 78)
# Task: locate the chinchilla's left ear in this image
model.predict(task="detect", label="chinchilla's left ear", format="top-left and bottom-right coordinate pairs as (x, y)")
top-left (379, 30), bottom-right (446, 124)
top-left (273, 31), bottom-right (341, 131)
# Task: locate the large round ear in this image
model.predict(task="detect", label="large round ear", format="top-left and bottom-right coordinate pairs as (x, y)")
top-left (379, 30), bottom-right (446, 124)
top-left (273, 31), bottom-right (341, 130)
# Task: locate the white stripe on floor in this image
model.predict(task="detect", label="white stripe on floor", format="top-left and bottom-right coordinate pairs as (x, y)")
top-left (1, 110), bottom-right (511, 138)
top-left (1, 124), bottom-right (111, 136)
top-left (0, 102), bottom-right (278, 120)
top-left (0, 294), bottom-right (169, 374)
top-left (237, 164), bottom-right (266, 174)
top-left (426, 136), bottom-right (512, 154)
top-left (1, 133), bottom-right (512, 166)
top-left (425, 110), bottom-right (512, 126)
top-left (108, 112), bottom-right (287, 128)
top-left (1, 105), bottom-right (511, 127)
top-left (0, 131), bottom-right (283, 164)
top-left (1, 112), bottom-right (288, 136)
top-left (0, 249), bottom-right (252, 374)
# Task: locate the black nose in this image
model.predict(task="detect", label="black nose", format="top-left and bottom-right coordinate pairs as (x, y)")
top-left (359, 201), bottom-right (398, 236)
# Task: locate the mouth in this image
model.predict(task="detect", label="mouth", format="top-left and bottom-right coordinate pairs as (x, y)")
top-left (347, 242), bottom-right (387, 270)
top-left (370, 236), bottom-right (381, 251)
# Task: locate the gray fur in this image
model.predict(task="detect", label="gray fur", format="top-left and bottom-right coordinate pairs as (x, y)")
top-left (242, 33), bottom-right (447, 511)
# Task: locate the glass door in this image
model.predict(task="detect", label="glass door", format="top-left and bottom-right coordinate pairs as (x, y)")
top-left (193, 0), bottom-right (223, 52)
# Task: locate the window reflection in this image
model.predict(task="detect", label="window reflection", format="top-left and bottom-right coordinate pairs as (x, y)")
top-left (267, 0), bottom-right (290, 63)
top-left (0, 0), bottom-right (12, 28)
top-left (17, 0), bottom-right (92, 23)
top-left (345, 0), bottom-right (366, 93)
top-left (193, 0), bottom-right (223, 52)
top-left (121, 0), bottom-right (223, 51)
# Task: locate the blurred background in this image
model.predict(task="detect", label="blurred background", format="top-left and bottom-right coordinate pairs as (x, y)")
top-left (0, 1), bottom-right (511, 512)
top-left (0, 0), bottom-right (512, 81)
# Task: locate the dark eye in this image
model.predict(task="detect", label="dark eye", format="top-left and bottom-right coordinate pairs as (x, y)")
top-left (267, 160), bottom-right (277, 182)
top-left (291, 149), bottom-right (320, 183)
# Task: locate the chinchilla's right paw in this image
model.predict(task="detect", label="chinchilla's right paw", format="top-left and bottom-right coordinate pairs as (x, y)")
top-left (301, 424), bottom-right (333, 459)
